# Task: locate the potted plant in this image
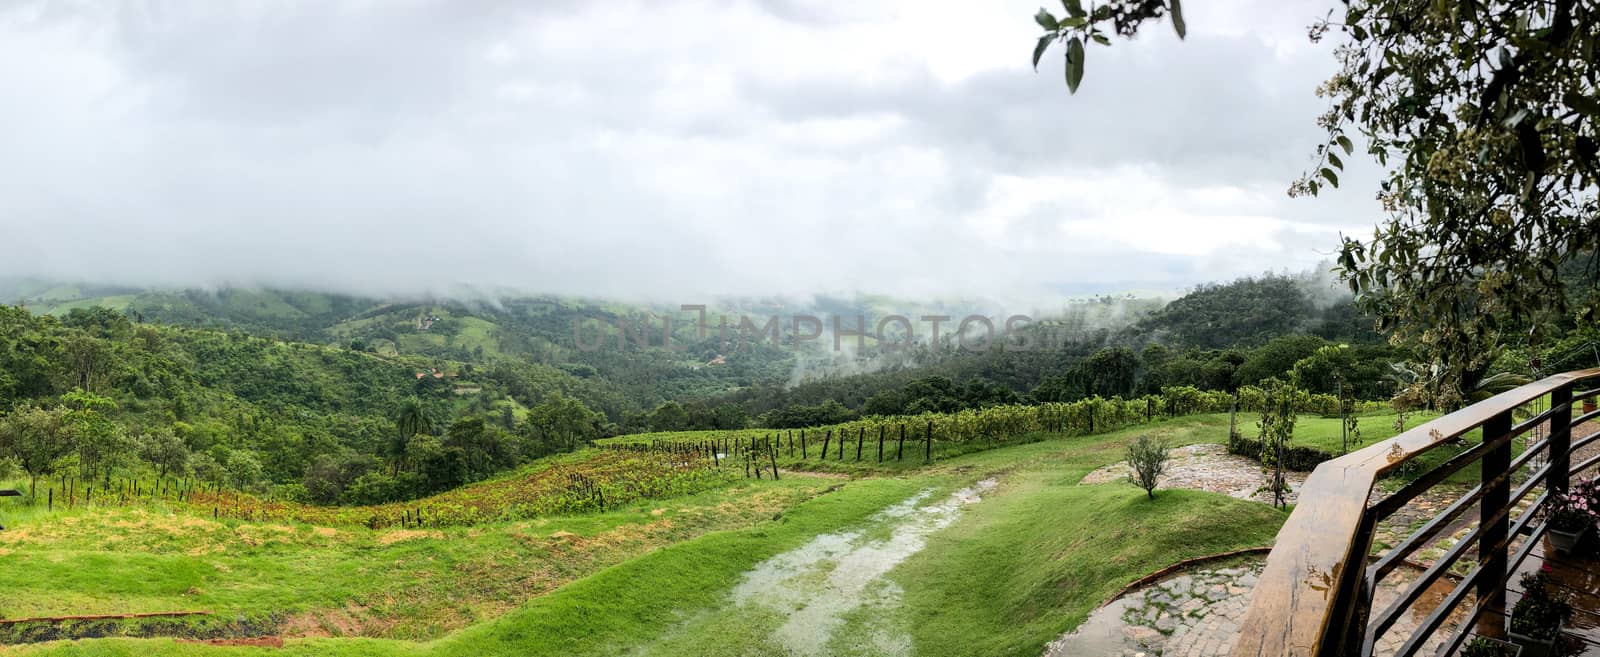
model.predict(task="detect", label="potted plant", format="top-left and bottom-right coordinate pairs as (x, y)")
top-left (1507, 569), bottom-right (1570, 657)
top-left (1463, 635), bottom-right (1522, 657)
top-left (1543, 488), bottom-right (1593, 555)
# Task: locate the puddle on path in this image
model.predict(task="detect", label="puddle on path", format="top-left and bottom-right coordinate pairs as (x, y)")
top-left (729, 478), bottom-right (998, 657)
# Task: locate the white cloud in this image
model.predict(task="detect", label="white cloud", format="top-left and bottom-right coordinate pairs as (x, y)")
top-left (0, 0), bottom-right (1371, 305)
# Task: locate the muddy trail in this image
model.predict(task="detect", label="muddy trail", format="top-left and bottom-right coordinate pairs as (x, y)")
top-left (634, 479), bottom-right (999, 657)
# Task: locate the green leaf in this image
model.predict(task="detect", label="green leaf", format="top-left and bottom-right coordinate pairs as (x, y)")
top-left (1170, 0), bottom-right (1187, 39)
top-left (1065, 36), bottom-right (1085, 94)
top-left (1032, 35), bottom-right (1054, 70)
top-left (1320, 168), bottom-right (1340, 187)
top-left (1062, 0), bottom-right (1087, 19)
top-left (1564, 92), bottom-right (1600, 118)
top-left (1336, 135), bottom-right (1354, 155)
top-left (1327, 151), bottom-right (1343, 170)
top-left (1034, 8), bottom-right (1058, 30)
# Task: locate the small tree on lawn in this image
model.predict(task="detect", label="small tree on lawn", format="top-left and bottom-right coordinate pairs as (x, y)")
top-left (1126, 435), bottom-right (1170, 499)
top-left (1258, 376), bottom-right (1300, 509)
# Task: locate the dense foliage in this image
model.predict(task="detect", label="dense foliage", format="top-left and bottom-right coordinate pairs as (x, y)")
top-left (0, 305), bottom-right (606, 506)
top-left (6, 267), bottom-right (1586, 509)
top-left (1030, 0), bottom-right (1600, 407)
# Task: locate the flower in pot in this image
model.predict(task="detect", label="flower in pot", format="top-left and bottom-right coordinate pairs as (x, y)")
top-left (1543, 489), bottom-right (1593, 555)
top-left (1508, 586), bottom-right (1571, 657)
top-left (1463, 635), bottom-right (1522, 657)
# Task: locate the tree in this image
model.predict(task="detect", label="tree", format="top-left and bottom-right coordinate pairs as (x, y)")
top-left (1032, 0), bottom-right (1600, 406)
top-left (1139, 343), bottom-right (1172, 393)
top-left (647, 401), bottom-right (690, 431)
top-left (63, 389), bottom-right (124, 482)
top-left (902, 376), bottom-right (964, 414)
top-left (708, 403), bottom-right (749, 430)
top-left (1081, 347), bottom-right (1140, 397)
top-left (391, 399), bottom-right (432, 475)
top-left (1257, 376), bottom-right (1301, 509)
top-left (1234, 336), bottom-right (1329, 389)
top-left (862, 389), bottom-right (907, 416)
top-left (59, 332), bottom-right (116, 394)
top-left (1125, 435), bottom-right (1171, 499)
top-left (137, 431), bottom-right (190, 479)
top-left (443, 416), bottom-right (514, 481)
top-left (189, 452), bottom-right (225, 486)
top-left (224, 451), bottom-right (265, 491)
top-left (408, 435), bottom-right (466, 494)
top-left (521, 394), bottom-right (603, 458)
top-left (0, 405), bottom-right (73, 498)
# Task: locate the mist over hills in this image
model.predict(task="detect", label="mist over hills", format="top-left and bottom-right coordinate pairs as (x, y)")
top-left (1, 269), bottom-right (1376, 418)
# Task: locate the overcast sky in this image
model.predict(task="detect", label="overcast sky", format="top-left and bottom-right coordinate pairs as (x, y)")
top-left (0, 0), bottom-right (1380, 304)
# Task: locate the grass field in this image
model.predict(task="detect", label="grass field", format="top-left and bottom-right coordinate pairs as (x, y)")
top-left (1287, 409), bottom-right (1442, 455)
top-left (4, 414), bottom-right (1302, 656)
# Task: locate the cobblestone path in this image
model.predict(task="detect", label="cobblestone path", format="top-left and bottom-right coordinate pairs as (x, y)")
top-left (1043, 558), bottom-right (1466, 657)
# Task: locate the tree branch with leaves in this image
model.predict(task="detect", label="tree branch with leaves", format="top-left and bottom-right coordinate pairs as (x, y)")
top-left (1032, 0), bottom-right (1600, 406)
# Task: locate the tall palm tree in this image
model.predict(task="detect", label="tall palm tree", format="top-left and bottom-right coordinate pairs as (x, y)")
top-left (392, 399), bottom-right (432, 475)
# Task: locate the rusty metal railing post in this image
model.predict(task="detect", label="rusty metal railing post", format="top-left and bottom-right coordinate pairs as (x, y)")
top-left (1477, 409), bottom-right (1514, 638)
top-left (1549, 384), bottom-right (1573, 495)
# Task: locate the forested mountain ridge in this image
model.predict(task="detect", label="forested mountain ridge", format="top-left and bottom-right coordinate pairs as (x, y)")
top-left (0, 271), bottom-right (1431, 508)
top-left (1, 273), bottom-right (1388, 427)
top-left (8, 268), bottom-right (1591, 509)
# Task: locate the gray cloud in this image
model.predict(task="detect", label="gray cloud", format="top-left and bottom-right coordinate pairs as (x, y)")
top-left (0, 0), bottom-right (1372, 305)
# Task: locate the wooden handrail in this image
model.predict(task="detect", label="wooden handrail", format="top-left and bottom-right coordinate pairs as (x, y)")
top-left (1232, 367), bottom-right (1600, 657)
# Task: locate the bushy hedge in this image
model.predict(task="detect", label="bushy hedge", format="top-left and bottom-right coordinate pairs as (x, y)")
top-left (1226, 432), bottom-right (1336, 472)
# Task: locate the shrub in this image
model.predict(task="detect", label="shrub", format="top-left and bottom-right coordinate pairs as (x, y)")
top-left (1461, 636), bottom-right (1519, 657)
top-left (1510, 594), bottom-right (1570, 641)
top-left (1511, 565), bottom-right (1571, 641)
top-left (1126, 435), bottom-right (1171, 499)
top-left (1226, 433), bottom-right (1335, 472)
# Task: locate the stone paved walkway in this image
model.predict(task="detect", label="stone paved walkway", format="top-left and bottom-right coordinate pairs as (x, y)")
top-left (1080, 444), bottom-right (1308, 505)
top-left (1043, 557), bottom-right (1467, 657)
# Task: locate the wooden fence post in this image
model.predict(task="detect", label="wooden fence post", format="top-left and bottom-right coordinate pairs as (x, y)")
top-left (877, 426), bottom-right (885, 463)
top-left (855, 427), bottom-right (864, 461)
top-left (821, 430), bottom-right (831, 461)
top-left (925, 421), bottom-right (933, 463)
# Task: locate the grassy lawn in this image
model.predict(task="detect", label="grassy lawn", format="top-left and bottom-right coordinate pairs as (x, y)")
top-left (8, 414), bottom-right (1294, 657)
top-left (890, 420), bottom-right (1287, 657)
top-left (0, 476), bottom-right (840, 642)
top-left (1288, 409), bottom-right (1442, 456)
top-left (10, 477), bottom-right (928, 657)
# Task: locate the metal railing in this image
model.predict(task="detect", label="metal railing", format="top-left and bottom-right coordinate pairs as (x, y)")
top-left (1232, 367), bottom-right (1600, 657)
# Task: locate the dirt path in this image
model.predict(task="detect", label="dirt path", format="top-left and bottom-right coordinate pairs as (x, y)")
top-left (1079, 444), bottom-right (1308, 505)
top-left (633, 479), bottom-right (998, 656)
